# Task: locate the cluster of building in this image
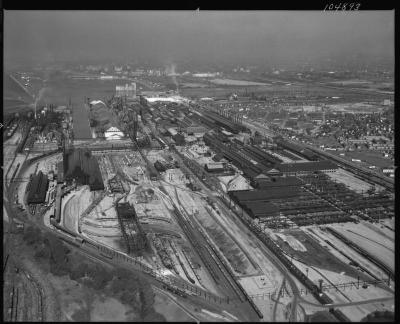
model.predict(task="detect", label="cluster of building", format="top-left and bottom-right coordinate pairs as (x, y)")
top-left (115, 82), bottom-right (137, 99)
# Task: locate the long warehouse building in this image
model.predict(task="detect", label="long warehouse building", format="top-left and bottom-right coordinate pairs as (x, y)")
top-left (63, 148), bottom-right (104, 191)
top-left (27, 171), bottom-right (49, 204)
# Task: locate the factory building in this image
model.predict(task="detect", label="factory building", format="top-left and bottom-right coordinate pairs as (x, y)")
top-left (229, 188), bottom-right (300, 219)
top-left (276, 139), bottom-right (319, 161)
top-left (104, 126), bottom-right (124, 140)
top-left (63, 149), bottom-right (104, 191)
top-left (116, 83), bottom-right (136, 99)
top-left (57, 161), bottom-right (64, 183)
top-left (172, 133), bottom-right (185, 146)
top-left (276, 160), bottom-right (338, 176)
top-left (204, 162), bottom-right (225, 173)
top-left (252, 176), bottom-right (303, 190)
top-left (27, 171), bottom-right (49, 204)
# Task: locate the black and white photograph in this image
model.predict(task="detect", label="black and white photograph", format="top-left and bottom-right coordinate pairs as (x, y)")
top-left (3, 9), bottom-right (395, 322)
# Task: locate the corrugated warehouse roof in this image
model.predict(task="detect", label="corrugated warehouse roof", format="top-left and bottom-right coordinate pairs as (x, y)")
top-left (230, 187), bottom-right (300, 202)
top-left (241, 167), bottom-right (261, 181)
top-left (277, 160), bottom-right (338, 173)
top-left (205, 162), bottom-right (225, 171)
top-left (254, 176), bottom-right (303, 189)
top-left (300, 148), bottom-right (319, 160)
top-left (243, 201), bottom-right (280, 217)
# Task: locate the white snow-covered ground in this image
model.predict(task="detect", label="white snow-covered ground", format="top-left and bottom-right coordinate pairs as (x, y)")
top-left (275, 233), bottom-right (307, 252)
top-left (305, 226), bottom-right (393, 283)
top-left (330, 224), bottom-right (394, 273)
top-left (238, 275), bottom-right (277, 321)
top-left (5, 154), bottom-right (26, 185)
top-left (4, 129), bottom-right (22, 146)
top-left (380, 218), bottom-right (395, 231)
top-left (362, 221), bottom-right (394, 241)
top-left (327, 168), bottom-right (385, 193)
top-left (35, 153), bottom-right (63, 174)
top-left (62, 185), bottom-right (93, 233)
top-left (292, 260), bottom-right (394, 322)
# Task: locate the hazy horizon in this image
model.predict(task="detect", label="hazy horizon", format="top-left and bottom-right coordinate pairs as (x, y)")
top-left (4, 10), bottom-right (395, 68)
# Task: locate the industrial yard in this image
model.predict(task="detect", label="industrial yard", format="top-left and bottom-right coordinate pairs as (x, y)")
top-left (4, 73), bottom-right (395, 321)
top-left (4, 10), bottom-right (394, 322)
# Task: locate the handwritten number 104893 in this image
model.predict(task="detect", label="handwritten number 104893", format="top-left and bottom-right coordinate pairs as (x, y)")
top-left (324, 3), bottom-right (361, 11)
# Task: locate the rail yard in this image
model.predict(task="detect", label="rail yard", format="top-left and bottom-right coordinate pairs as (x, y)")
top-left (3, 45), bottom-right (395, 322)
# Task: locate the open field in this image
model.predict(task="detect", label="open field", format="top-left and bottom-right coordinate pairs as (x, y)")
top-left (180, 82), bottom-right (208, 88)
top-left (210, 78), bottom-right (270, 86)
top-left (327, 79), bottom-right (394, 92)
top-left (326, 102), bottom-right (387, 114)
top-left (179, 87), bottom-right (243, 99)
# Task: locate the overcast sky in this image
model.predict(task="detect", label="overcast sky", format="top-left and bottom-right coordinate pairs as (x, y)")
top-left (4, 10), bottom-right (394, 66)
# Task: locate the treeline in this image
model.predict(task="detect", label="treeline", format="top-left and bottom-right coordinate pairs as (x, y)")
top-left (23, 226), bottom-right (165, 322)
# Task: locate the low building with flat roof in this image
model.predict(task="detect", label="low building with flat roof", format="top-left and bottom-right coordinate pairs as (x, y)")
top-left (276, 160), bottom-right (338, 176)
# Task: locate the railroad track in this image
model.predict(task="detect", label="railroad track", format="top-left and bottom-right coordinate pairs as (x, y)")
top-left (346, 229), bottom-right (394, 252)
top-left (8, 285), bottom-right (19, 322)
top-left (172, 188), bottom-right (264, 319)
top-left (20, 269), bottom-right (44, 322)
top-left (326, 228), bottom-right (394, 280)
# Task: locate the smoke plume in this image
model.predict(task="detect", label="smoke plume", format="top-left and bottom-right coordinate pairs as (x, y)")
top-left (165, 62), bottom-right (179, 93)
